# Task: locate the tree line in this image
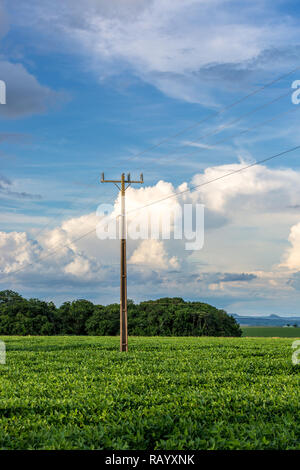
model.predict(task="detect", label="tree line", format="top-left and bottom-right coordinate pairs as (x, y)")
top-left (0, 290), bottom-right (242, 337)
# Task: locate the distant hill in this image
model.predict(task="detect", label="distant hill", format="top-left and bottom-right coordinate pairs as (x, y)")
top-left (232, 313), bottom-right (300, 327)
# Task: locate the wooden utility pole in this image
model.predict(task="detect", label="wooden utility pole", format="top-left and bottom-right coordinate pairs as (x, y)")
top-left (101, 172), bottom-right (143, 351)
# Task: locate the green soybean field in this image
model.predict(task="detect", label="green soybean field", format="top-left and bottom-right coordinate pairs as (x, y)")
top-left (242, 327), bottom-right (300, 338)
top-left (0, 336), bottom-right (299, 450)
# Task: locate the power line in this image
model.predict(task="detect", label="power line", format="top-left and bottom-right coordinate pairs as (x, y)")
top-left (55, 97), bottom-right (300, 218)
top-left (2, 142), bottom-right (300, 279)
top-left (123, 66), bottom-right (300, 161)
top-left (139, 101), bottom-right (300, 168)
top-left (32, 174), bottom-right (101, 240)
top-left (3, 68), bottom-right (299, 276)
top-left (2, 226), bottom-right (97, 277)
top-left (86, 90), bottom-right (296, 217)
top-left (125, 145), bottom-right (300, 215)
top-left (31, 84), bottom-right (297, 238)
top-left (21, 66), bottom-right (300, 240)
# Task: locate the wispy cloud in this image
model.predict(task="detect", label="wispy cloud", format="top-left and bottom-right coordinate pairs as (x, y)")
top-left (0, 174), bottom-right (42, 200)
top-left (9, 0), bottom-right (300, 103)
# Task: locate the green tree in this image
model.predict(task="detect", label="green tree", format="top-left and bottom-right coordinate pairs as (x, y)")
top-left (0, 290), bottom-right (242, 337)
top-left (56, 299), bottom-right (95, 335)
top-left (86, 304), bottom-right (120, 335)
top-left (0, 292), bottom-right (56, 335)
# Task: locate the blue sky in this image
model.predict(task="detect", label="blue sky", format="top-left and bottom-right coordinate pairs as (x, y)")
top-left (1, 0), bottom-right (300, 315)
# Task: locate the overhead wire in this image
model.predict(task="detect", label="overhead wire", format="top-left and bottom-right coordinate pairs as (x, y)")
top-left (2, 142), bottom-right (300, 279)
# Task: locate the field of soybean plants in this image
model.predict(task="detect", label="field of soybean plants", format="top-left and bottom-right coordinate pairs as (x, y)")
top-left (242, 327), bottom-right (300, 338)
top-left (0, 336), bottom-right (299, 450)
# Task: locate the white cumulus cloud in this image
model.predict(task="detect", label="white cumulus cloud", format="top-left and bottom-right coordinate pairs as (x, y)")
top-left (280, 222), bottom-right (300, 271)
top-left (130, 239), bottom-right (179, 270)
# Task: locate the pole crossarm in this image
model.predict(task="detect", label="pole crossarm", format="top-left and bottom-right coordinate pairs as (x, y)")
top-left (101, 172), bottom-right (143, 185)
top-left (100, 171), bottom-right (144, 352)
